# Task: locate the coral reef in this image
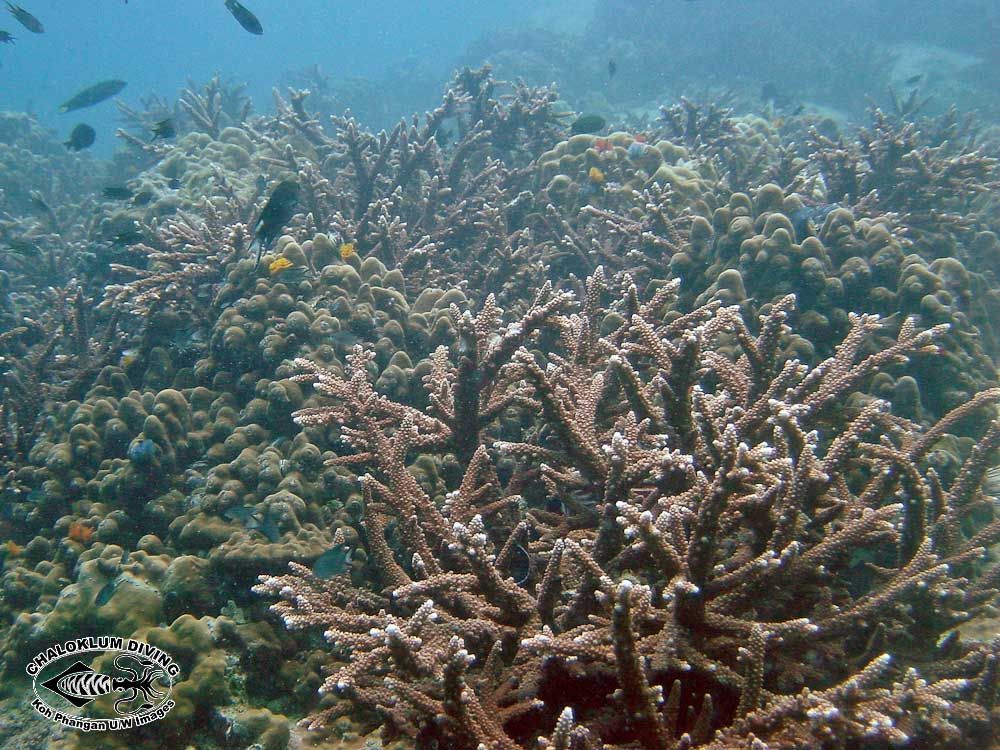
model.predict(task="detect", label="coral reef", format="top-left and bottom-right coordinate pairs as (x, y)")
top-left (0, 64), bottom-right (998, 750)
top-left (257, 274), bottom-right (1000, 748)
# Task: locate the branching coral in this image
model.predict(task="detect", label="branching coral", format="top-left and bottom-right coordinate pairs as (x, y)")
top-left (808, 107), bottom-right (999, 248)
top-left (100, 196), bottom-right (250, 320)
top-left (257, 270), bottom-right (1000, 749)
top-left (266, 69), bottom-right (561, 302)
top-left (0, 284), bottom-right (123, 469)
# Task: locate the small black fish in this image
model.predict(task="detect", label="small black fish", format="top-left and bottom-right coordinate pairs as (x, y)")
top-left (27, 191), bottom-right (50, 214)
top-left (789, 202), bottom-right (838, 240)
top-left (608, 59), bottom-right (617, 79)
top-left (254, 174), bottom-right (267, 192)
top-left (6, 3), bottom-right (41, 33)
top-left (224, 0), bottom-right (262, 35)
top-left (247, 514), bottom-right (280, 542)
top-left (94, 576), bottom-right (120, 606)
top-left (312, 544), bottom-right (352, 578)
top-left (150, 118), bottom-right (175, 141)
top-left (0, 29), bottom-right (14, 43)
top-left (904, 73), bottom-right (924, 86)
top-left (223, 506), bottom-right (281, 542)
top-left (167, 176), bottom-right (181, 190)
top-left (102, 186), bottom-right (133, 200)
top-left (570, 114), bottom-right (606, 135)
top-left (252, 180), bottom-right (299, 267)
top-left (506, 542), bottom-right (533, 586)
top-left (4, 238), bottom-right (40, 257)
top-left (111, 229), bottom-right (144, 246)
top-left (64, 123), bottom-right (96, 151)
top-left (132, 190), bottom-right (155, 206)
top-left (59, 79), bottom-right (127, 113)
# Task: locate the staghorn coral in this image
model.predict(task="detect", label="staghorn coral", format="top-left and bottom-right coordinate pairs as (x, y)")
top-left (0, 284), bottom-right (123, 470)
top-left (257, 270), bottom-right (1000, 749)
top-left (807, 106), bottom-right (1000, 251)
top-left (575, 182), bottom-right (999, 423)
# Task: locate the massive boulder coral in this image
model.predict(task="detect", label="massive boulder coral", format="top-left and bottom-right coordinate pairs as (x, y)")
top-left (257, 271), bottom-right (1000, 749)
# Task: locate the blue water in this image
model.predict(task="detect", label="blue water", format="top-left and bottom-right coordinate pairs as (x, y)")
top-left (0, 0), bottom-right (557, 153)
top-left (1, 0), bottom-right (997, 156)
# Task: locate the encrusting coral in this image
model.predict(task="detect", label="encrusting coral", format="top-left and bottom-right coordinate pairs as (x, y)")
top-left (256, 270), bottom-right (1000, 749)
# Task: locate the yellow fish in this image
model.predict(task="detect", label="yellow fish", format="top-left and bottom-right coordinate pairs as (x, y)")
top-left (268, 257), bottom-right (294, 275)
top-left (588, 166), bottom-right (605, 184)
top-left (119, 348), bottom-right (140, 369)
top-left (339, 242), bottom-right (356, 260)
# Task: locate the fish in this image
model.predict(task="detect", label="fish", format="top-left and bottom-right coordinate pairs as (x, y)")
top-left (222, 506), bottom-right (256, 524)
top-left (94, 576), bottom-right (120, 606)
top-left (339, 242), bottom-right (356, 260)
top-left (268, 257), bottom-right (293, 275)
top-left (118, 348), bottom-right (140, 369)
top-left (329, 331), bottom-right (360, 349)
top-left (132, 190), bottom-right (155, 206)
top-left (128, 438), bottom-right (158, 466)
top-left (312, 544), bottom-right (352, 578)
top-left (224, 0), bottom-right (263, 35)
top-left (904, 73), bottom-right (924, 86)
top-left (102, 186), bottom-right (133, 200)
top-left (150, 118), bottom-right (175, 141)
top-left (223, 506), bottom-right (281, 542)
top-left (3, 238), bottom-right (40, 257)
top-left (248, 515), bottom-right (280, 542)
top-left (608, 59), bottom-right (617, 79)
top-left (58, 80), bottom-right (127, 113)
top-left (111, 229), bottom-right (144, 246)
top-left (0, 29), bottom-right (13, 43)
top-left (789, 202), bottom-right (838, 240)
top-left (983, 465), bottom-right (1000, 497)
top-left (570, 114), bottom-right (606, 135)
top-left (588, 166), bottom-right (605, 184)
top-left (27, 191), bottom-right (50, 214)
top-left (506, 542), bottom-right (532, 585)
top-left (64, 123), bottom-right (96, 151)
top-left (6, 3), bottom-right (41, 33)
top-left (252, 180), bottom-right (299, 267)
top-left (167, 176), bottom-right (182, 190)
top-left (1, 540), bottom-right (21, 558)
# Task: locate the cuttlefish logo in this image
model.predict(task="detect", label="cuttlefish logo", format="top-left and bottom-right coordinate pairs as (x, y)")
top-left (27, 637), bottom-right (178, 731)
